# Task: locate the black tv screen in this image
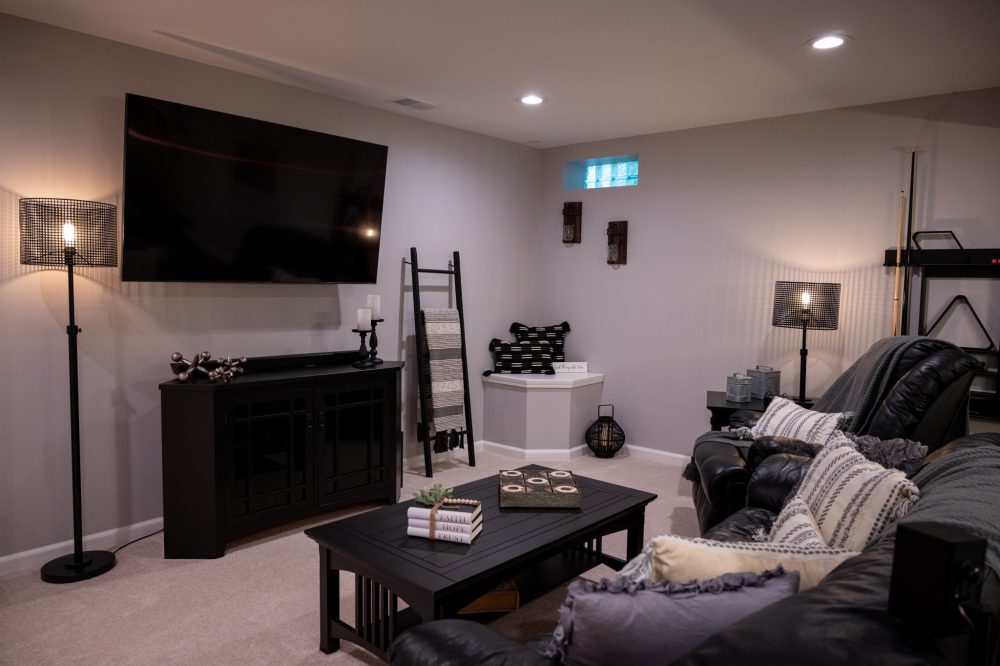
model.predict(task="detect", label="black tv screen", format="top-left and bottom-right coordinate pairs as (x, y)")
top-left (122, 94), bottom-right (387, 283)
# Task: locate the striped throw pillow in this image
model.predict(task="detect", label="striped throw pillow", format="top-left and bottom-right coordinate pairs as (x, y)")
top-left (770, 497), bottom-right (826, 548)
top-left (510, 321), bottom-right (570, 362)
top-left (750, 397), bottom-right (852, 446)
top-left (795, 435), bottom-right (920, 551)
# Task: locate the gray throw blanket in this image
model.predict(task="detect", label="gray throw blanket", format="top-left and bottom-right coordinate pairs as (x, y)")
top-left (904, 441), bottom-right (1000, 574)
top-left (420, 308), bottom-right (468, 453)
top-left (812, 336), bottom-right (945, 433)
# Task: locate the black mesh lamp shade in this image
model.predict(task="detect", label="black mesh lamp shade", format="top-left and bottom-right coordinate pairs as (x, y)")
top-left (19, 198), bottom-right (118, 583)
top-left (772, 281), bottom-right (841, 404)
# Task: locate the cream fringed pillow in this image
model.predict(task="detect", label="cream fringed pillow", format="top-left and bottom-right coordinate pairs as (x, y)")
top-left (796, 434), bottom-right (920, 551)
top-left (650, 535), bottom-right (857, 590)
top-left (749, 397), bottom-right (852, 446)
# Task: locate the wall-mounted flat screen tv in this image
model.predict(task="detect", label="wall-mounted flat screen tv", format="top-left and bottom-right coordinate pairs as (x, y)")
top-left (122, 94), bottom-right (387, 283)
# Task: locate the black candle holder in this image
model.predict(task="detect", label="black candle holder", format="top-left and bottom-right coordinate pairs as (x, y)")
top-left (368, 318), bottom-right (385, 365)
top-left (352, 329), bottom-right (376, 368)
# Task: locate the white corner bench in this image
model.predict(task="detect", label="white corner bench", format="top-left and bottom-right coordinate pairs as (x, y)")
top-left (481, 372), bottom-right (605, 459)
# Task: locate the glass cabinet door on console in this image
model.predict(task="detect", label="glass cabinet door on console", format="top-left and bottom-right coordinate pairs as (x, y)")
top-left (316, 380), bottom-right (389, 506)
top-left (224, 390), bottom-right (313, 527)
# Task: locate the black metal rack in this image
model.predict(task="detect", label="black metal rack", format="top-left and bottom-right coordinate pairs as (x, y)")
top-left (407, 247), bottom-right (476, 477)
top-left (883, 243), bottom-right (1000, 420)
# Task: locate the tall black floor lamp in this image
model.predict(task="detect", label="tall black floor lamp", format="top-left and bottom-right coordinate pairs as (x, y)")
top-left (771, 281), bottom-right (841, 405)
top-left (20, 198), bottom-right (118, 584)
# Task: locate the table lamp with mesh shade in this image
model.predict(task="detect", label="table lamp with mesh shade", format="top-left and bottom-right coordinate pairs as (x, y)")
top-left (20, 198), bottom-right (118, 583)
top-left (771, 281), bottom-right (841, 405)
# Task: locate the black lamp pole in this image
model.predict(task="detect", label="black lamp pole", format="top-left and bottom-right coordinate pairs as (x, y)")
top-left (39, 242), bottom-right (117, 583)
top-left (799, 307), bottom-right (810, 403)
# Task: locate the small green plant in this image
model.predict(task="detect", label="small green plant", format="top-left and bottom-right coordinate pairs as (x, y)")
top-left (413, 483), bottom-right (454, 506)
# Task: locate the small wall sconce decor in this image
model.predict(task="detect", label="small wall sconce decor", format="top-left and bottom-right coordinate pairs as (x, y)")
top-left (562, 202), bottom-right (582, 243)
top-left (607, 220), bottom-right (628, 265)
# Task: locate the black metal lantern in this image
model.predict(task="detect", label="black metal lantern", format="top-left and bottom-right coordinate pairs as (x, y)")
top-left (585, 404), bottom-right (625, 458)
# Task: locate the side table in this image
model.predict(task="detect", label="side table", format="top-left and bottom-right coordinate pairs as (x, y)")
top-left (705, 390), bottom-right (766, 431)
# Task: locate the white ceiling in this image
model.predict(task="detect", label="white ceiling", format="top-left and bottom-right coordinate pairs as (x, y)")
top-left (3, 0), bottom-right (1000, 147)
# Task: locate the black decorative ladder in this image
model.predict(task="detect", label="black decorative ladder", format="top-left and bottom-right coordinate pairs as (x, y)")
top-left (408, 247), bottom-right (476, 477)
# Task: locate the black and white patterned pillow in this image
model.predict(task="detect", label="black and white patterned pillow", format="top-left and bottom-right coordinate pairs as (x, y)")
top-left (509, 321), bottom-right (571, 362)
top-left (488, 338), bottom-right (555, 374)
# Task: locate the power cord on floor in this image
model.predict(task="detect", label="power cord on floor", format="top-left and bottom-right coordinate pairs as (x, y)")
top-left (112, 529), bottom-right (164, 554)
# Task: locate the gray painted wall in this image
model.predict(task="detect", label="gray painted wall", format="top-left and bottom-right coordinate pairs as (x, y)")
top-left (0, 16), bottom-right (540, 558)
top-left (537, 89), bottom-right (1000, 455)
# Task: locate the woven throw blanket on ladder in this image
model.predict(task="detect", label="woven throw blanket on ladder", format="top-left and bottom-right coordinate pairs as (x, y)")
top-left (421, 308), bottom-right (468, 453)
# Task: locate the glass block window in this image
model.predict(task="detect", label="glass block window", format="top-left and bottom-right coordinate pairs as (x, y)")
top-left (563, 154), bottom-right (639, 190)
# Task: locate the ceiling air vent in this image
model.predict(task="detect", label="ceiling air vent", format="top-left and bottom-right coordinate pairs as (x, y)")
top-left (392, 97), bottom-right (436, 111)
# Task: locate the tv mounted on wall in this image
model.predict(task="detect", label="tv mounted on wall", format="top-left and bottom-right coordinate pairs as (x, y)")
top-left (122, 94), bottom-right (387, 283)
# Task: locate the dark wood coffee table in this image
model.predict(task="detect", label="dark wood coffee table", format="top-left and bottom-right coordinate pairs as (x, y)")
top-left (305, 466), bottom-right (656, 660)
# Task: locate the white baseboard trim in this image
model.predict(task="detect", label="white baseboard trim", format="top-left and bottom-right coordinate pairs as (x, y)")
top-left (401, 440), bottom-right (687, 470)
top-left (619, 444), bottom-right (689, 466)
top-left (0, 516), bottom-right (164, 577)
top-left (479, 440), bottom-right (588, 461)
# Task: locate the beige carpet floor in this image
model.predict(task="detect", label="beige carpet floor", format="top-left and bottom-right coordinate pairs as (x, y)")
top-left (0, 448), bottom-right (698, 665)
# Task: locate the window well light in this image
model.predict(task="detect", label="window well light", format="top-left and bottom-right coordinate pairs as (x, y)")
top-left (520, 94), bottom-right (544, 105)
top-left (811, 35), bottom-right (848, 50)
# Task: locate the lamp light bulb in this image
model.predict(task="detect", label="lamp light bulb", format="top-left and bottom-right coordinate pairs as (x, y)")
top-left (801, 291), bottom-right (811, 307)
top-left (63, 221), bottom-right (75, 245)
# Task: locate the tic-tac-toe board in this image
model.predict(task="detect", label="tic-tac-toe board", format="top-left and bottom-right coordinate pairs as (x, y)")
top-left (498, 469), bottom-right (582, 509)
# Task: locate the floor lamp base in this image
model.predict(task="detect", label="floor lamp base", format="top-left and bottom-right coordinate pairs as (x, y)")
top-left (41, 550), bottom-right (116, 584)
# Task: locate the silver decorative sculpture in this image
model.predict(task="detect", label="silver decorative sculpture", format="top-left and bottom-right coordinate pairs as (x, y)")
top-left (170, 351), bottom-right (247, 383)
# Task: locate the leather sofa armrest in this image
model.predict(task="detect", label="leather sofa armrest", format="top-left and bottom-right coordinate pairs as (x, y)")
top-left (745, 435), bottom-right (821, 471)
top-left (746, 453), bottom-right (812, 513)
top-left (729, 409), bottom-right (763, 429)
top-left (389, 619), bottom-right (553, 666)
top-left (692, 439), bottom-right (750, 508)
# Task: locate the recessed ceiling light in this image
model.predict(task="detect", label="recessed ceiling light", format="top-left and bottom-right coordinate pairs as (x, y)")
top-left (810, 34), bottom-right (850, 50)
top-left (521, 94), bottom-right (544, 105)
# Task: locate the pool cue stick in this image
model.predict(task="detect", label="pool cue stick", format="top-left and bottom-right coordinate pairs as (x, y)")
top-left (891, 189), bottom-right (905, 336)
top-left (899, 148), bottom-right (918, 335)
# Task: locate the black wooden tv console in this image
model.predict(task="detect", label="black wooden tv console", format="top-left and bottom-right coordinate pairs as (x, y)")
top-left (160, 351), bottom-right (403, 559)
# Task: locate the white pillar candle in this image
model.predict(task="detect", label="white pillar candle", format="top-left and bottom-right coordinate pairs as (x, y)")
top-left (366, 294), bottom-right (381, 319)
top-left (357, 308), bottom-right (372, 331)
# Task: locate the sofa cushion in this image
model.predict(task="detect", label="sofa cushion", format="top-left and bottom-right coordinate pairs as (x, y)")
top-left (748, 397), bottom-right (852, 446)
top-left (795, 434), bottom-right (920, 551)
top-left (545, 568), bottom-right (798, 666)
top-left (770, 497), bottom-right (826, 548)
top-left (650, 534), bottom-right (857, 590)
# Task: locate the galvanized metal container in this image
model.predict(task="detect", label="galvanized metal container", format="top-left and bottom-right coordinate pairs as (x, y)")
top-left (726, 373), bottom-right (753, 402)
top-left (747, 365), bottom-right (781, 399)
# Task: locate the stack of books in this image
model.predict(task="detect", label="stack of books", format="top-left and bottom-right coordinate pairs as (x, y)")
top-left (407, 502), bottom-right (483, 544)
